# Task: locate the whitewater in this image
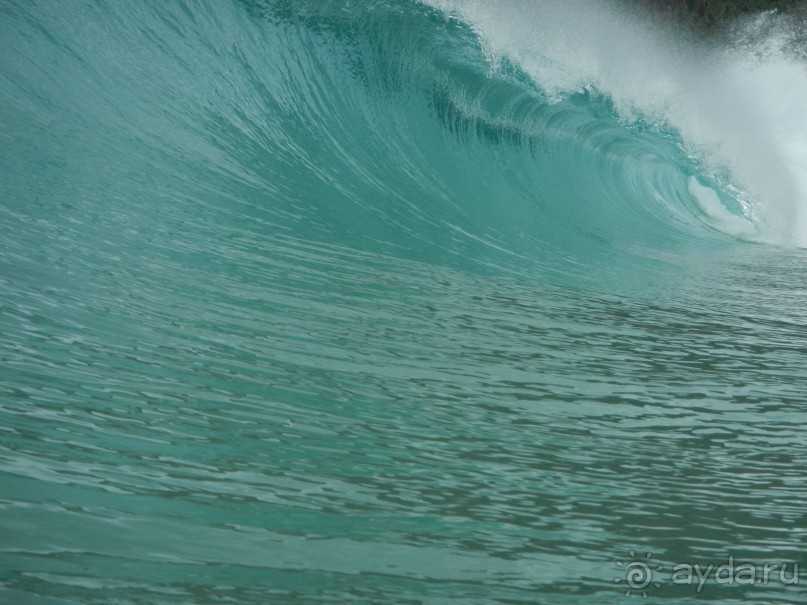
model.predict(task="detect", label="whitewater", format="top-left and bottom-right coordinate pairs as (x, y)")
top-left (1, 0), bottom-right (806, 603)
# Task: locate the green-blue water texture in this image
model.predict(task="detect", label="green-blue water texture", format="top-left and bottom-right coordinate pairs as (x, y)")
top-left (1, 0), bottom-right (806, 603)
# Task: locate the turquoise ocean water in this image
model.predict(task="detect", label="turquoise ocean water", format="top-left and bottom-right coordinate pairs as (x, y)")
top-left (2, 0), bottom-right (807, 603)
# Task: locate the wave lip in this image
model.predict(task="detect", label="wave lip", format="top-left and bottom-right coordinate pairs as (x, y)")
top-left (428, 0), bottom-right (807, 247)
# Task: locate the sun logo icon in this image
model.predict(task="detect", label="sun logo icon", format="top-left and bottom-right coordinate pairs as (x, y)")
top-left (615, 551), bottom-right (663, 598)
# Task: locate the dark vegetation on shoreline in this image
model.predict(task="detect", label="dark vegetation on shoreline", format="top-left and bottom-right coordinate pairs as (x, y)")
top-left (634, 0), bottom-right (802, 27)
